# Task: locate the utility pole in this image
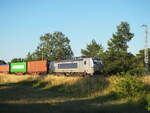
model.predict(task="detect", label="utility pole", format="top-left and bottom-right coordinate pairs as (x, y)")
top-left (42, 51), bottom-right (43, 60)
top-left (142, 24), bottom-right (149, 75)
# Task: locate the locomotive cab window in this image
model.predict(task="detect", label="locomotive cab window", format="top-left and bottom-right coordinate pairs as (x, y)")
top-left (84, 61), bottom-right (86, 65)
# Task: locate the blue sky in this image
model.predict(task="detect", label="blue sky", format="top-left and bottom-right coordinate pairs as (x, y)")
top-left (0, 0), bottom-right (150, 62)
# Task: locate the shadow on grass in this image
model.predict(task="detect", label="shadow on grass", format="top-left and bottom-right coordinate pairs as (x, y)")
top-left (0, 95), bottom-right (148, 113)
top-left (0, 76), bottom-right (110, 101)
top-left (0, 80), bottom-right (62, 101)
top-left (0, 76), bottom-right (148, 113)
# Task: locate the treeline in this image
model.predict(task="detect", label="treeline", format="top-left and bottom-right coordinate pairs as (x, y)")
top-left (0, 21), bottom-right (148, 75)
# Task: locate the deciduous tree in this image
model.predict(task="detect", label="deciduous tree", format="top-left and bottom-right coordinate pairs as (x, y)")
top-left (26, 32), bottom-right (73, 61)
top-left (11, 58), bottom-right (25, 63)
top-left (0, 60), bottom-right (6, 64)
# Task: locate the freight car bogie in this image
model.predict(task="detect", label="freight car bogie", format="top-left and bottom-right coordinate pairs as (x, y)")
top-left (51, 72), bottom-right (91, 77)
top-left (10, 72), bottom-right (26, 75)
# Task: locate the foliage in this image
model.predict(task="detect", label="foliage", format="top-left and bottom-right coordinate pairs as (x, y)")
top-left (26, 52), bottom-right (34, 61)
top-left (11, 58), bottom-right (25, 63)
top-left (146, 96), bottom-right (150, 111)
top-left (114, 75), bottom-right (146, 98)
top-left (0, 60), bottom-right (6, 64)
top-left (81, 39), bottom-right (104, 57)
top-left (107, 22), bottom-right (134, 52)
top-left (26, 32), bottom-right (73, 61)
top-left (102, 22), bottom-right (134, 75)
top-left (102, 47), bottom-right (135, 75)
top-left (133, 49), bottom-right (150, 75)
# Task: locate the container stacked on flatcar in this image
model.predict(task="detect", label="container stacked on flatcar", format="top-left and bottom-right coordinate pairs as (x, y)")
top-left (0, 60), bottom-right (48, 74)
top-left (27, 60), bottom-right (48, 74)
top-left (10, 62), bottom-right (27, 74)
top-left (0, 64), bottom-right (9, 73)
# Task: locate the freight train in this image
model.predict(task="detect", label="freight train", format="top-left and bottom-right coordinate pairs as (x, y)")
top-left (0, 57), bottom-right (103, 76)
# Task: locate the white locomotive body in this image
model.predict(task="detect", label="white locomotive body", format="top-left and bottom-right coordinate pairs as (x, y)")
top-left (49, 57), bottom-right (103, 75)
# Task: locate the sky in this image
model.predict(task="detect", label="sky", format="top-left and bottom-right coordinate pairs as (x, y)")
top-left (0, 0), bottom-right (150, 62)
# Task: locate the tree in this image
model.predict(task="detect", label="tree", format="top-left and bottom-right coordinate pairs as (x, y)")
top-left (26, 52), bottom-right (35, 61)
top-left (11, 58), bottom-right (25, 63)
top-left (81, 39), bottom-right (104, 57)
top-left (103, 22), bottom-right (134, 75)
top-left (27, 32), bottom-right (74, 61)
top-left (130, 48), bottom-right (150, 75)
top-left (103, 51), bottom-right (135, 75)
top-left (107, 22), bottom-right (134, 52)
top-left (0, 60), bottom-right (6, 64)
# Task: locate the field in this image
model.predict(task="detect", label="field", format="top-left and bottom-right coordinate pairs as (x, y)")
top-left (0, 73), bottom-right (150, 113)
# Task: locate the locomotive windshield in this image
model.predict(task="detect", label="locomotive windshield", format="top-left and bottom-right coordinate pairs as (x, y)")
top-left (92, 58), bottom-right (102, 65)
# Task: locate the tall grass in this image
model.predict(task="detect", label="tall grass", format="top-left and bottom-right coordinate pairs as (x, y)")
top-left (31, 75), bottom-right (109, 97)
top-left (0, 73), bottom-right (38, 84)
top-left (0, 74), bottom-right (109, 97)
top-left (1, 74), bottom-right (150, 113)
top-left (1, 73), bottom-right (150, 97)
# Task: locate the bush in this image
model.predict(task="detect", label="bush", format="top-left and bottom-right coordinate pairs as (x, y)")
top-left (115, 75), bottom-right (146, 98)
top-left (126, 68), bottom-right (144, 76)
top-left (146, 96), bottom-right (150, 111)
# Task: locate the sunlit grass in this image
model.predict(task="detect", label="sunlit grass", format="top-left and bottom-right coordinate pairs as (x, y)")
top-left (1, 74), bottom-right (150, 96)
top-left (0, 73), bottom-right (38, 84)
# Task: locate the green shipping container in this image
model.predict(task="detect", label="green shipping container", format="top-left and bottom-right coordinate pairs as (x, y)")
top-left (10, 62), bottom-right (27, 72)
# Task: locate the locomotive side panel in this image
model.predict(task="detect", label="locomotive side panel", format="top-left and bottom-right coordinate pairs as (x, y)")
top-left (53, 60), bottom-right (84, 73)
top-left (48, 57), bottom-right (103, 75)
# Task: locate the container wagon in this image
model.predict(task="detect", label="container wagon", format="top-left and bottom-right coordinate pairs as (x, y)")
top-left (0, 64), bottom-right (9, 73)
top-left (27, 60), bottom-right (48, 74)
top-left (10, 62), bottom-right (27, 74)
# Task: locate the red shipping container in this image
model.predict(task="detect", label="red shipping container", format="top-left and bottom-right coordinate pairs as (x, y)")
top-left (0, 65), bottom-right (9, 73)
top-left (27, 60), bottom-right (47, 73)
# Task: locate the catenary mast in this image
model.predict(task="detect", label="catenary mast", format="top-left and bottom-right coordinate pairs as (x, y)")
top-left (142, 25), bottom-right (149, 75)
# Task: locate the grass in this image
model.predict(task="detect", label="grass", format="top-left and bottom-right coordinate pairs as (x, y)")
top-left (0, 73), bottom-right (149, 113)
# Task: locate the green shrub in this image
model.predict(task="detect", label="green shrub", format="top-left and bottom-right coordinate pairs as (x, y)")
top-left (126, 68), bottom-right (144, 76)
top-left (115, 75), bottom-right (146, 98)
top-left (146, 96), bottom-right (150, 111)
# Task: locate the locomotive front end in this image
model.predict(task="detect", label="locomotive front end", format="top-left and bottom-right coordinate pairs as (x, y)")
top-left (92, 57), bottom-right (103, 74)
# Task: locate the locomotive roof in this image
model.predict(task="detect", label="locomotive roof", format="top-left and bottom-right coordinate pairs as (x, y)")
top-left (55, 57), bottom-right (101, 63)
top-left (55, 58), bottom-right (83, 62)
top-left (55, 56), bottom-right (92, 62)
